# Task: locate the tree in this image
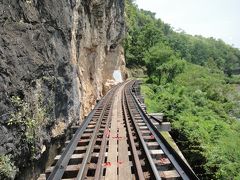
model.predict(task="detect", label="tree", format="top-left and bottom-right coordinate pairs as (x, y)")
top-left (144, 43), bottom-right (175, 77)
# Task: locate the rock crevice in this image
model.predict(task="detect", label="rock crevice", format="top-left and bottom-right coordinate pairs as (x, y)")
top-left (0, 0), bottom-right (125, 178)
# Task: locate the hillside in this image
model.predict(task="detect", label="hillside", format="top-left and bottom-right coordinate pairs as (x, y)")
top-left (125, 0), bottom-right (240, 179)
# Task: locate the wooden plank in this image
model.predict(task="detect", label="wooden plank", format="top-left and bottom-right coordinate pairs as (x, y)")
top-left (37, 174), bottom-right (46, 180)
top-left (150, 149), bottom-right (164, 155)
top-left (46, 165), bottom-right (80, 173)
top-left (105, 91), bottom-right (119, 180)
top-left (139, 126), bottom-right (148, 130)
top-left (146, 142), bottom-right (159, 146)
top-left (84, 129), bottom-right (94, 132)
top-left (141, 130), bottom-right (151, 134)
top-left (118, 87), bottom-right (132, 179)
top-left (160, 170), bottom-right (180, 179)
top-left (54, 152), bottom-right (111, 161)
top-left (137, 123), bottom-right (146, 126)
top-left (74, 145), bottom-right (101, 151)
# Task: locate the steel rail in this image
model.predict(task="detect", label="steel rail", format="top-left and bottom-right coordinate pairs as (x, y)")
top-left (94, 107), bottom-right (112, 180)
top-left (129, 81), bottom-right (199, 180)
top-left (124, 84), bottom-right (162, 180)
top-left (47, 85), bottom-right (119, 180)
top-left (122, 88), bottom-right (146, 180)
top-left (45, 80), bottom-right (199, 180)
top-left (76, 97), bottom-right (113, 179)
top-left (93, 106), bottom-right (113, 180)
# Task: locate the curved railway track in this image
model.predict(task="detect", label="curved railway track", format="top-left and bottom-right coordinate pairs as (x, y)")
top-left (38, 80), bottom-right (198, 180)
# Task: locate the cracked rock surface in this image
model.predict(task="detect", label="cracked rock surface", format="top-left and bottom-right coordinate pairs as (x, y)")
top-left (0, 0), bottom-right (125, 178)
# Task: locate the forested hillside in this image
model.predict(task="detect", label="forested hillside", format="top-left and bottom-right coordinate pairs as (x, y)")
top-left (125, 0), bottom-right (240, 179)
top-left (125, 1), bottom-right (240, 74)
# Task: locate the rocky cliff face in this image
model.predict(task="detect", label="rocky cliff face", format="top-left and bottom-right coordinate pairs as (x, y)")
top-left (0, 0), bottom-right (125, 178)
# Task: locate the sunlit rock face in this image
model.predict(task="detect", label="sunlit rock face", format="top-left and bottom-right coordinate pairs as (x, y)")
top-left (0, 0), bottom-right (125, 177)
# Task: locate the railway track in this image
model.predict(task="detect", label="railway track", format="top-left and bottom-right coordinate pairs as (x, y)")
top-left (38, 80), bottom-right (198, 180)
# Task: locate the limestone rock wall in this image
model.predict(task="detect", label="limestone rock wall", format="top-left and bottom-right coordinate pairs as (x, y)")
top-left (0, 0), bottom-right (125, 177)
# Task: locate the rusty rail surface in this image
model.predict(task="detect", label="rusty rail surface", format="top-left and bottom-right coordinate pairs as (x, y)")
top-left (124, 81), bottom-right (199, 180)
top-left (37, 80), bottom-right (198, 180)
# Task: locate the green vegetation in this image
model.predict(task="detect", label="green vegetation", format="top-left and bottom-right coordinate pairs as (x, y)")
top-left (141, 64), bottom-right (240, 178)
top-left (125, 0), bottom-right (240, 75)
top-left (0, 155), bottom-right (17, 179)
top-left (125, 0), bottom-right (240, 179)
top-left (8, 96), bottom-right (48, 158)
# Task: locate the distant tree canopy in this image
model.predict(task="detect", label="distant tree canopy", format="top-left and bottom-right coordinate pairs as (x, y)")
top-left (124, 0), bottom-right (240, 76)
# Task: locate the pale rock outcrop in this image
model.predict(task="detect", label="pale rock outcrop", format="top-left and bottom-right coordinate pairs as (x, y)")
top-left (0, 0), bottom-right (125, 178)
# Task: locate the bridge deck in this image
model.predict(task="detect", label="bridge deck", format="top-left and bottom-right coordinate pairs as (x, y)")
top-left (38, 80), bottom-right (198, 180)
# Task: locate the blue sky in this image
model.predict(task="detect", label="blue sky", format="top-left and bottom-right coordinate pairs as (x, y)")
top-left (135, 0), bottom-right (240, 48)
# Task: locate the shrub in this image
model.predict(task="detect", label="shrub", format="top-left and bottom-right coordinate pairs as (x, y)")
top-left (0, 155), bottom-right (17, 179)
top-left (7, 95), bottom-right (47, 157)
